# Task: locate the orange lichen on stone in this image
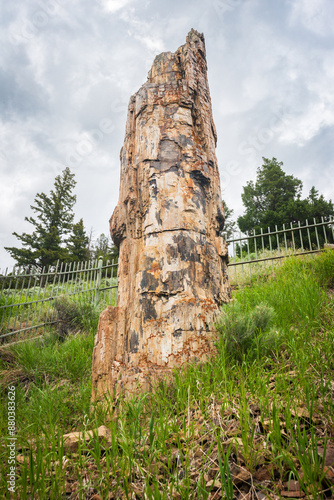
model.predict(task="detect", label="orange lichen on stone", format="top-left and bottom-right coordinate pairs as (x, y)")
top-left (91, 29), bottom-right (230, 399)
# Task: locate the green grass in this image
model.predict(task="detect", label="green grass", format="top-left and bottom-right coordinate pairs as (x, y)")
top-left (227, 246), bottom-right (322, 286)
top-left (0, 277), bottom-right (118, 346)
top-left (0, 251), bottom-right (333, 499)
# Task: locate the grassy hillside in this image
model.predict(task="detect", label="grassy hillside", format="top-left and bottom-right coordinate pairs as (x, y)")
top-left (1, 251), bottom-right (334, 499)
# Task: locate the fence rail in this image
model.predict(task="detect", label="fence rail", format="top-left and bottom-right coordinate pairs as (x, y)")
top-left (223, 216), bottom-right (334, 286)
top-left (1, 217), bottom-right (333, 345)
top-left (0, 257), bottom-right (118, 345)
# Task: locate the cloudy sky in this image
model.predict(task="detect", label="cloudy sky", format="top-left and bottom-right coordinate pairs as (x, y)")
top-left (1, 0), bottom-right (333, 270)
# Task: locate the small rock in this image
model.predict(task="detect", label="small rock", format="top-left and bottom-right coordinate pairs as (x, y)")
top-left (283, 480), bottom-right (301, 492)
top-left (62, 425), bottom-right (111, 453)
top-left (317, 446), bottom-right (334, 467)
top-left (233, 469), bottom-right (252, 485)
top-left (253, 465), bottom-right (272, 481)
top-left (256, 492), bottom-right (269, 500)
top-left (16, 455), bottom-right (29, 465)
top-left (206, 479), bottom-right (222, 490)
top-left (280, 490), bottom-right (305, 498)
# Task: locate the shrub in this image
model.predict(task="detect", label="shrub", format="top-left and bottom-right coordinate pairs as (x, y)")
top-left (54, 296), bottom-right (100, 337)
top-left (216, 302), bottom-right (279, 362)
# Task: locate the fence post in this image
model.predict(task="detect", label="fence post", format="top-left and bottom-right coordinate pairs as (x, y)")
top-left (95, 257), bottom-right (103, 305)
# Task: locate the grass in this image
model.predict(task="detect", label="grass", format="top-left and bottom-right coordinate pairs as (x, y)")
top-left (227, 246), bottom-right (321, 286)
top-left (0, 251), bottom-right (334, 498)
top-left (0, 277), bottom-right (118, 344)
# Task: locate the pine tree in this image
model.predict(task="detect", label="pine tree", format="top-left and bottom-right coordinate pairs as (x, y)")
top-left (222, 200), bottom-right (237, 239)
top-left (93, 233), bottom-right (118, 262)
top-left (90, 233), bottom-right (118, 278)
top-left (5, 167), bottom-right (77, 270)
top-left (238, 157), bottom-right (333, 233)
top-left (67, 219), bottom-right (89, 262)
top-left (237, 158), bottom-right (333, 252)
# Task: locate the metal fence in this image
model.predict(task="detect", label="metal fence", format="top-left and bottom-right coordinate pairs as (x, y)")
top-left (1, 217), bottom-right (333, 344)
top-left (223, 216), bottom-right (334, 286)
top-left (0, 257), bottom-right (118, 345)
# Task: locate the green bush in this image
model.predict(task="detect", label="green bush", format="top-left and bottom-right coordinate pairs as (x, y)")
top-left (216, 302), bottom-right (279, 362)
top-left (54, 295), bottom-right (100, 337)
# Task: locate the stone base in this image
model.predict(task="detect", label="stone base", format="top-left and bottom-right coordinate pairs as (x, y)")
top-left (91, 305), bottom-right (217, 401)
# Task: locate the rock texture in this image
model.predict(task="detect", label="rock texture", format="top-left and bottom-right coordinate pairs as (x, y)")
top-left (92, 29), bottom-right (230, 398)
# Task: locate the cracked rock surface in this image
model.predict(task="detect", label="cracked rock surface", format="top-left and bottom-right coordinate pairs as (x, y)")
top-left (92, 29), bottom-right (230, 398)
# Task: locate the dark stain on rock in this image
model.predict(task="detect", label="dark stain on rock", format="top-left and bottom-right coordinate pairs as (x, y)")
top-left (159, 139), bottom-right (181, 163)
top-left (152, 161), bottom-right (180, 173)
top-left (173, 328), bottom-right (183, 338)
top-left (141, 295), bottom-right (158, 321)
top-left (191, 188), bottom-right (207, 212)
top-left (179, 134), bottom-right (193, 147)
top-left (216, 206), bottom-right (225, 233)
top-left (189, 171), bottom-right (209, 213)
top-left (149, 177), bottom-right (158, 199)
top-left (141, 269), bottom-right (159, 292)
top-left (173, 233), bottom-right (200, 263)
top-left (160, 269), bottom-right (185, 294)
top-left (156, 210), bottom-right (162, 226)
top-left (189, 169), bottom-right (211, 188)
top-left (162, 198), bottom-right (173, 211)
top-left (129, 332), bottom-right (139, 353)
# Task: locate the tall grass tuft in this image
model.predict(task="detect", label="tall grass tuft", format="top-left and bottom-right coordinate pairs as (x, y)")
top-left (54, 295), bottom-right (100, 338)
top-left (215, 302), bottom-right (279, 362)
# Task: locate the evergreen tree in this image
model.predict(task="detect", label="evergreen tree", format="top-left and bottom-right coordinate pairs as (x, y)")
top-left (5, 167), bottom-right (77, 269)
top-left (304, 186), bottom-right (334, 221)
top-left (67, 219), bottom-right (89, 262)
top-left (91, 233), bottom-right (118, 278)
top-left (238, 157), bottom-right (333, 233)
top-left (93, 233), bottom-right (118, 262)
top-left (222, 200), bottom-right (237, 239)
top-left (237, 158), bottom-right (333, 252)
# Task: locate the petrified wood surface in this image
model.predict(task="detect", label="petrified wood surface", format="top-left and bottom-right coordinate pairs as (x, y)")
top-left (92, 29), bottom-right (230, 398)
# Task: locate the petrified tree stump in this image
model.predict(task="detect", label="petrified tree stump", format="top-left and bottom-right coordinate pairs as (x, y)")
top-left (92, 29), bottom-right (230, 398)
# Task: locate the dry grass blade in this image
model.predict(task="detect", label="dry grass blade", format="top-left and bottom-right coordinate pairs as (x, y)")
top-left (0, 348), bottom-right (17, 366)
top-left (0, 367), bottom-right (32, 391)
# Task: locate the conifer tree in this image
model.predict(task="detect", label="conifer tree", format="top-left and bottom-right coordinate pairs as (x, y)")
top-left (67, 219), bottom-right (89, 262)
top-left (5, 167), bottom-right (77, 269)
top-left (92, 233), bottom-right (118, 262)
top-left (238, 157), bottom-right (333, 233)
top-left (222, 200), bottom-right (237, 239)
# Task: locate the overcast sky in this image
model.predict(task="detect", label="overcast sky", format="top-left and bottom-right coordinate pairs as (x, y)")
top-left (1, 0), bottom-right (333, 270)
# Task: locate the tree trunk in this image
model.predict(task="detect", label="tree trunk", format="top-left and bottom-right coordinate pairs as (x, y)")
top-left (92, 29), bottom-right (230, 399)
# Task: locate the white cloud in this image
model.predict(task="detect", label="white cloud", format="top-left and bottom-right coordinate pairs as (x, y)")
top-left (279, 100), bottom-right (334, 145)
top-left (121, 9), bottom-right (165, 55)
top-left (290, 0), bottom-right (334, 36)
top-left (100, 0), bottom-right (133, 13)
